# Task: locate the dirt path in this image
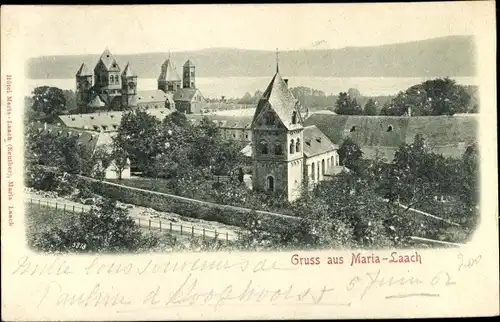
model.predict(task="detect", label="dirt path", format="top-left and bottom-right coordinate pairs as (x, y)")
top-left (25, 192), bottom-right (243, 241)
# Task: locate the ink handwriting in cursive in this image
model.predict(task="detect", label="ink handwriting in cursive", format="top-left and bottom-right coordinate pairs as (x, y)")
top-left (457, 253), bottom-right (482, 271)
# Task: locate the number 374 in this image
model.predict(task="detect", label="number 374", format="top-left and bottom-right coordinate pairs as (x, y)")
top-left (72, 242), bottom-right (87, 250)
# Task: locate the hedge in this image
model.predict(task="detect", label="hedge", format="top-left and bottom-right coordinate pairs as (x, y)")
top-left (77, 175), bottom-right (298, 229)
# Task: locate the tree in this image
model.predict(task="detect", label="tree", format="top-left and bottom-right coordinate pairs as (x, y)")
top-left (363, 98), bottom-right (377, 115)
top-left (114, 108), bottom-right (163, 172)
top-left (338, 137), bottom-right (363, 171)
top-left (31, 86), bottom-right (66, 117)
top-left (381, 78), bottom-right (471, 116)
top-left (31, 198), bottom-right (159, 253)
top-left (460, 143), bottom-right (479, 206)
top-left (334, 92), bottom-right (363, 115)
top-left (109, 143), bottom-right (129, 180)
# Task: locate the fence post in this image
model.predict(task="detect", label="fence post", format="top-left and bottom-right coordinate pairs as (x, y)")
top-left (149, 219), bottom-right (151, 230)
top-left (38, 199), bottom-right (41, 208)
top-left (72, 205), bottom-right (75, 214)
top-left (226, 232), bottom-right (229, 241)
top-left (170, 222), bottom-right (172, 233)
top-left (55, 203), bottom-right (58, 211)
top-left (46, 200), bottom-right (49, 208)
top-left (159, 220), bottom-right (162, 232)
top-left (64, 204), bottom-right (66, 214)
top-left (192, 226), bottom-right (194, 238)
top-left (180, 225), bottom-right (183, 236)
top-left (203, 228), bottom-right (205, 240)
top-left (30, 199), bottom-right (32, 208)
top-left (214, 230), bottom-right (217, 240)
top-left (138, 218), bottom-right (141, 227)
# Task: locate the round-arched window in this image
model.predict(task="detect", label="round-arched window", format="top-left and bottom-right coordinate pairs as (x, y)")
top-left (289, 139), bottom-right (295, 154)
top-left (274, 142), bottom-right (282, 155)
top-left (259, 140), bottom-right (268, 154)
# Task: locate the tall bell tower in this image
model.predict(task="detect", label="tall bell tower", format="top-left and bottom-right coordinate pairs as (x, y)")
top-left (121, 62), bottom-right (138, 109)
top-left (75, 63), bottom-right (93, 110)
top-left (251, 50), bottom-right (304, 202)
top-left (182, 60), bottom-right (196, 89)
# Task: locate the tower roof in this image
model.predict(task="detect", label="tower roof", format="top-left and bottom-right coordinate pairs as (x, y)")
top-left (121, 62), bottom-right (137, 78)
top-left (76, 63), bottom-right (92, 76)
top-left (158, 59), bottom-right (181, 82)
top-left (252, 71), bottom-right (303, 130)
top-left (96, 48), bottom-right (120, 72)
top-left (183, 59), bottom-right (194, 67)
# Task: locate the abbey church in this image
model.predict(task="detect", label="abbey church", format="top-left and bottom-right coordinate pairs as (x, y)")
top-left (75, 49), bottom-right (205, 113)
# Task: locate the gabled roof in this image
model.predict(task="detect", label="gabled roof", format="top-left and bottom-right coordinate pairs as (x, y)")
top-left (95, 48), bottom-right (120, 72)
top-left (56, 108), bottom-right (173, 132)
top-left (186, 114), bottom-right (253, 129)
top-left (173, 88), bottom-right (202, 102)
top-left (303, 125), bottom-right (337, 158)
top-left (76, 63), bottom-right (92, 76)
top-left (29, 122), bottom-right (101, 153)
top-left (137, 90), bottom-right (169, 104)
top-left (121, 62), bottom-right (137, 78)
top-left (252, 72), bottom-right (303, 130)
top-left (158, 59), bottom-right (181, 82)
top-left (184, 60), bottom-right (194, 67)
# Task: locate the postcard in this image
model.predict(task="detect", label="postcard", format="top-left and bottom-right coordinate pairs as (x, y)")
top-left (1, 2), bottom-right (498, 320)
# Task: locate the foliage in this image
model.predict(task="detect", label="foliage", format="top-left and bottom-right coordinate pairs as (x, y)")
top-left (335, 92), bottom-right (363, 115)
top-left (238, 91), bottom-right (263, 104)
top-left (31, 86), bottom-right (67, 117)
top-left (114, 108), bottom-right (163, 172)
top-left (28, 198), bottom-right (161, 253)
top-left (363, 98), bottom-right (377, 115)
top-left (337, 137), bottom-right (363, 172)
top-left (380, 78), bottom-right (471, 116)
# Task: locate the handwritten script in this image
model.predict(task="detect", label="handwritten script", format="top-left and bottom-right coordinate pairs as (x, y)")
top-left (9, 253), bottom-right (480, 312)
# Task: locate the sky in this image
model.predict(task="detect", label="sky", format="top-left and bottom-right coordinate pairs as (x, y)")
top-left (3, 2), bottom-right (492, 58)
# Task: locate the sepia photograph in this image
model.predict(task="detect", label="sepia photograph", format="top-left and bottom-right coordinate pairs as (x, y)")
top-left (1, 3), bottom-right (498, 320)
top-left (21, 6), bottom-right (479, 255)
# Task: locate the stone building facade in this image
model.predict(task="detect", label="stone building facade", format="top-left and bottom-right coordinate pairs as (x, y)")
top-left (75, 49), bottom-right (205, 113)
top-left (251, 69), bottom-right (339, 202)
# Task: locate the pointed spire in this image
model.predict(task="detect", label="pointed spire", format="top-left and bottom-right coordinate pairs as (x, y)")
top-left (76, 63), bottom-right (91, 76)
top-left (276, 48), bottom-right (279, 73)
top-left (122, 62), bottom-right (137, 78)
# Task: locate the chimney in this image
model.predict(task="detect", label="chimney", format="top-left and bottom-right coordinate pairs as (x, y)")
top-left (284, 79), bottom-right (289, 87)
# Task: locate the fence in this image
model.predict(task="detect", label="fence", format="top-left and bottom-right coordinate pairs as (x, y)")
top-left (133, 217), bottom-right (240, 242)
top-left (25, 197), bottom-right (89, 214)
top-left (25, 197), bottom-right (241, 242)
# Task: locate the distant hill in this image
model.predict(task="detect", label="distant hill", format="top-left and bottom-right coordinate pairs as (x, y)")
top-left (27, 35), bottom-right (475, 79)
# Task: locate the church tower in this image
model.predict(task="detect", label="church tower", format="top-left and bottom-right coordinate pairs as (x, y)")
top-left (158, 53), bottom-right (182, 93)
top-left (251, 53), bottom-right (304, 202)
top-left (182, 60), bottom-right (196, 89)
top-left (93, 48), bottom-right (121, 107)
top-left (75, 63), bottom-right (93, 110)
top-left (121, 62), bottom-right (138, 109)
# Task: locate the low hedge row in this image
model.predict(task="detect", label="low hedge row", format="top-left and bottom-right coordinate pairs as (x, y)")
top-left (78, 176), bottom-right (298, 230)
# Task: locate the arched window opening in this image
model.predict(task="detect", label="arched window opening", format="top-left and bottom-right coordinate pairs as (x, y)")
top-left (350, 126), bottom-right (356, 132)
top-left (292, 111), bottom-right (297, 124)
top-left (311, 162), bottom-right (315, 180)
top-left (259, 140), bottom-right (268, 154)
top-left (274, 142), bottom-right (282, 155)
top-left (289, 139), bottom-right (295, 154)
top-left (267, 176), bottom-right (274, 192)
top-left (387, 125), bottom-right (393, 132)
top-left (296, 138), bottom-right (301, 152)
top-left (317, 163), bottom-right (320, 181)
top-left (322, 159), bottom-right (325, 175)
